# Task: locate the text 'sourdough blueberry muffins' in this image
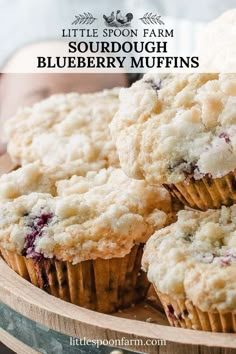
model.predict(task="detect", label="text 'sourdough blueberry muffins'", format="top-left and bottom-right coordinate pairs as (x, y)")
top-left (0, 167), bottom-right (180, 313)
top-left (111, 73), bottom-right (236, 210)
top-left (143, 206), bottom-right (236, 332)
top-left (5, 89), bottom-right (120, 175)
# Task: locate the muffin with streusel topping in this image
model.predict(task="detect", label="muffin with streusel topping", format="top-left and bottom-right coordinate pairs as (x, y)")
top-left (111, 73), bottom-right (236, 210)
top-left (143, 205), bottom-right (236, 332)
top-left (0, 167), bottom-right (180, 313)
top-left (0, 88), bottom-right (123, 203)
top-left (5, 88), bottom-right (120, 174)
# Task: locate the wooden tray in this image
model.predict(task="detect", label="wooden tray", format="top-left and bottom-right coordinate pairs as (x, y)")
top-left (0, 153), bottom-right (236, 354)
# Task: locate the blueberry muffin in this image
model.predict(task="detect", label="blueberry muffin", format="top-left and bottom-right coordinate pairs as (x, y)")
top-left (143, 205), bottom-right (236, 332)
top-left (111, 73), bottom-right (236, 210)
top-left (5, 89), bottom-right (120, 174)
top-left (0, 167), bottom-right (180, 313)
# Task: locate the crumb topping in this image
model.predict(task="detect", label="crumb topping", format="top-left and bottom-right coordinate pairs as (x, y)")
top-left (5, 89), bottom-right (120, 174)
top-left (0, 168), bottom-right (177, 263)
top-left (143, 204), bottom-right (236, 311)
top-left (111, 73), bottom-right (236, 184)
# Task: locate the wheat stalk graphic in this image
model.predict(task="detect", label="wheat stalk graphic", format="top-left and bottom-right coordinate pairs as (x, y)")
top-left (139, 13), bottom-right (164, 25)
top-left (72, 13), bottom-right (97, 25)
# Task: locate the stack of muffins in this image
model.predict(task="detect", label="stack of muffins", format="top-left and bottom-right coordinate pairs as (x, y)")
top-left (111, 72), bottom-right (236, 332)
top-left (1, 73), bottom-right (236, 333)
top-left (0, 88), bottom-right (181, 314)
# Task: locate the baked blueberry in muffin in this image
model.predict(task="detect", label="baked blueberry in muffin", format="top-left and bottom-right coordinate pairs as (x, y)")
top-left (0, 167), bottom-right (181, 313)
top-left (111, 73), bottom-right (236, 210)
top-left (143, 204), bottom-right (236, 332)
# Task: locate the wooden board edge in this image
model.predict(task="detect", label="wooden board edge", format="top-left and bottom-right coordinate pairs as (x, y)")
top-left (0, 258), bottom-right (236, 350)
top-left (0, 328), bottom-right (40, 354)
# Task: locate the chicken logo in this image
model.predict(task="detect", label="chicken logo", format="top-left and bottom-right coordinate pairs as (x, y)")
top-left (103, 10), bottom-right (133, 27)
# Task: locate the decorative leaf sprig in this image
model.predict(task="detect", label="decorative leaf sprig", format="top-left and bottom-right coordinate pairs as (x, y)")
top-left (139, 13), bottom-right (164, 25)
top-left (72, 12), bottom-right (97, 25)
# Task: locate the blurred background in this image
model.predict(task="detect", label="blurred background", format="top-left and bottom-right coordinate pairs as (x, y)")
top-left (0, 1), bottom-right (235, 352)
top-left (1, 0), bottom-right (235, 69)
top-left (0, 0), bottom-right (235, 68)
top-left (0, 0), bottom-right (235, 129)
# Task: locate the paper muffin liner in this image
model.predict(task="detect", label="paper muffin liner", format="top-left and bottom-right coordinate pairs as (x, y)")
top-left (155, 288), bottom-right (236, 332)
top-left (0, 244), bottom-right (149, 314)
top-left (163, 171), bottom-right (236, 211)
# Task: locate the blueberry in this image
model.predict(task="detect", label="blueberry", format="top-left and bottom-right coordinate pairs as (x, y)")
top-left (22, 212), bottom-right (54, 260)
top-left (145, 79), bottom-right (162, 94)
top-left (219, 132), bottom-right (230, 143)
